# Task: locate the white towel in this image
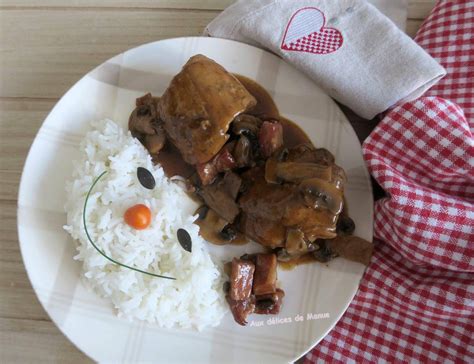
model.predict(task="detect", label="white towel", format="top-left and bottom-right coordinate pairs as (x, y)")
top-left (205, 0), bottom-right (446, 119)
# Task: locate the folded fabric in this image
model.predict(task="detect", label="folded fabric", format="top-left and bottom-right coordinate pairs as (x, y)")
top-left (415, 0), bottom-right (474, 129)
top-left (306, 1), bottom-right (474, 361)
top-left (206, 0), bottom-right (446, 119)
top-left (305, 96), bottom-right (474, 362)
top-left (365, 97), bottom-right (474, 272)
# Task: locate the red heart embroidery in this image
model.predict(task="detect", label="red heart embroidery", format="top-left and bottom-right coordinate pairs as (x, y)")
top-left (281, 7), bottom-right (343, 55)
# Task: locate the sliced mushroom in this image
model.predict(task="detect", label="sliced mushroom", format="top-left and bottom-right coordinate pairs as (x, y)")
top-left (303, 219), bottom-right (338, 241)
top-left (136, 93), bottom-right (160, 108)
top-left (312, 240), bottom-right (336, 262)
top-left (276, 248), bottom-right (293, 262)
top-left (220, 225), bottom-right (237, 241)
top-left (196, 208), bottom-right (244, 245)
top-left (200, 207), bottom-right (227, 229)
top-left (300, 178), bottom-right (344, 215)
top-left (233, 135), bottom-right (252, 168)
top-left (265, 161), bottom-right (333, 184)
top-left (232, 114), bottom-right (262, 136)
top-left (276, 148), bottom-right (289, 162)
top-left (195, 205), bottom-right (209, 220)
top-left (285, 228), bottom-right (308, 255)
top-left (144, 125), bottom-right (166, 154)
top-left (286, 145), bottom-right (335, 165)
top-left (313, 148), bottom-right (336, 166)
top-left (128, 93), bottom-right (160, 136)
top-left (336, 214), bottom-right (355, 236)
top-left (264, 158), bottom-right (279, 184)
top-left (331, 164), bottom-right (347, 190)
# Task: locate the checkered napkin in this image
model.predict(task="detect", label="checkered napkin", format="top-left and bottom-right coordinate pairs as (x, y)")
top-left (205, 0), bottom-right (446, 119)
top-left (305, 1), bottom-right (474, 362)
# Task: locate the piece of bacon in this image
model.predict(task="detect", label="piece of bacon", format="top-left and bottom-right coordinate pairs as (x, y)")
top-left (259, 121), bottom-right (284, 158)
top-left (196, 147), bottom-right (237, 185)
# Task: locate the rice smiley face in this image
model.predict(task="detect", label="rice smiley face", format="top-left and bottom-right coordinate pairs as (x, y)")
top-left (82, 166), bottom-right (194, 281)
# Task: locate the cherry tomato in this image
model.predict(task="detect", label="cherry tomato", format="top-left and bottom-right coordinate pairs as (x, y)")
top-left (124, 204), bottom-right (151, 230)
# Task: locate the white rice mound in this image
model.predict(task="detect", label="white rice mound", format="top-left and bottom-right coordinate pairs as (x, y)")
top-left (64, 119), bottom-right (227, 330)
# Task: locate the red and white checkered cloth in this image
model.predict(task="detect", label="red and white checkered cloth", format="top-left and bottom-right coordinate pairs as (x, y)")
top-left (416, 0), bottom-right (474, 128)
top-left (306, 1), bottom-right (474, 362)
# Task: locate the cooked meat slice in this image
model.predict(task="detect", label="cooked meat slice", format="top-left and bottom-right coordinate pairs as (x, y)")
top-left (128, 93), bottom-right (160, 136)
top-left (226, 295), bottom-right (255, 326)
top-left (253, 254), bottom-right (277, 296)
top-left (325, 236), bottom-right (373, 265)
top-left (159, 55), bottom-right (256, 165)
top-left (255, 289), bottom-right (285, 315)
top-left (221, 171), bottom-right (242, 200)
top-left (259, 121), bottom-right (284, 158)
top-left (239, 167), bottom-right (340, 245)
top-left (240, 214), bottom-right (286, 248)
top-left (197, 173), bottom-right (241, 222)
top-left (198, 185), bottom-right (240, 223)
top-left (239, 168), bottom-right (295, 222)
top-left (229, 258), bottom-right (255, 301)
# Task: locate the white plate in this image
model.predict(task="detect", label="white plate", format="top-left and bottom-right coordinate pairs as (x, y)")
top-left (18, 37), bottom-right (373, 363)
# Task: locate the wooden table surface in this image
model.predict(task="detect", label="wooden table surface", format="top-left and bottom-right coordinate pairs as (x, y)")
top-left (0, 1), bottom-right (436, 362)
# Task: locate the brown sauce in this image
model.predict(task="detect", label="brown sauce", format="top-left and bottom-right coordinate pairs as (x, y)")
top-left (278, 254), bottom-right (318, 270)
top-left (235, 75), bottom-right (280, 120)
top-left (152, 141), bottom-right (195, 179)
top-left (235, 74), bottom-right (311, 148)
top-left (280, 118), bottom-right (311, 148)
